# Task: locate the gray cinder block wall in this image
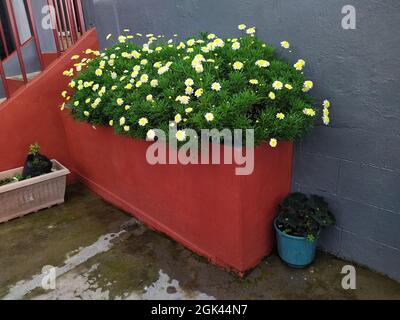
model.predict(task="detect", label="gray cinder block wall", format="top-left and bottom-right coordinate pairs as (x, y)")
top-left (83, 0), bottom-right (400, 281)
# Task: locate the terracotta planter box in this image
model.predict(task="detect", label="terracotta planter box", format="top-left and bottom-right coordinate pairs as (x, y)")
top-left (0, 160), bottom-right (70, 223)
top-left (62, 112), bottom-right (293, 274)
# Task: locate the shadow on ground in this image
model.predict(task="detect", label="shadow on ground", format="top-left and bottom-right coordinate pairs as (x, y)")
top-left (0, 184), bottom-right (399, 300)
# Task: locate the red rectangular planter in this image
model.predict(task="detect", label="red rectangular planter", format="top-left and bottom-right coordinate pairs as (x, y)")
top-left (61, 112), bottom-right (293, 275)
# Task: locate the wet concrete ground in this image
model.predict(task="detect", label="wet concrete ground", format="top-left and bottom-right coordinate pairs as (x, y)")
top-left (0, 184), bottom-right (399, 300)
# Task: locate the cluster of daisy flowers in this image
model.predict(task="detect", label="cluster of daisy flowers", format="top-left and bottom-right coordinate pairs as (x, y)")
top-left (61, 24), bottom-right (331, 148)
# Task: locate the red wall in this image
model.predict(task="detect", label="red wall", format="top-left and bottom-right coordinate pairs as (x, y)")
top-left (0, 29), bottom-right (293, 274)
top-left (0, 29), bottom-right (99, 183)
top-left (61, 113), bottom-right (293, 274)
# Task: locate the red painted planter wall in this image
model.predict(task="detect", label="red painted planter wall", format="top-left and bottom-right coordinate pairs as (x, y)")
top-left (1, 28), bottom-right (294, 274)
top-left (0, 29), bottom-right (99, 183)
top-left (61, 113), bottom-right (294, 274)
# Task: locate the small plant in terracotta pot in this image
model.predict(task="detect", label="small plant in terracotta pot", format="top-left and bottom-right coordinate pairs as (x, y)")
top-left (274, 193), bottom-right (336, 268)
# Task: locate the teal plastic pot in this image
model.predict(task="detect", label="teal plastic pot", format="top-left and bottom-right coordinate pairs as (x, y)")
top-left (274, 219), bottom-right (319, 268)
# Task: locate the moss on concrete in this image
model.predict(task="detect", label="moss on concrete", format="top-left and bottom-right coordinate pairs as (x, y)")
top-left (1, 183), bottom-right (399, 300)
top-left (0, 184), bottom-right (130, 298)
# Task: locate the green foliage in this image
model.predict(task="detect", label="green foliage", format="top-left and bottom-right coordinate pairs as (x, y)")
top-left (0, 174), bottom-right (25, 187)
top-left (29, 143), bottom-right (40, 156)
top-left (276, 193), bottom-right (336, 240)
top-left (0, 178), bottom-right (13, 187)
top-left (63, 28), bottom-right (327, 145)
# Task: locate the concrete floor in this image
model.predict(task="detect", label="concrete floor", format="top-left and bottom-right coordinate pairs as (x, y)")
top-left (0, 184), bottom-right (399, 300)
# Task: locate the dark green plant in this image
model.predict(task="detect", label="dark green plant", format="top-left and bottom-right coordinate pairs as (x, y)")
top-left (276, 193), bottom-right (335, 240)
top-left (0, 178), bottom-right (13, 187)
top-left (14, 174), bottom-right (24, 181)
top-left (0, 174), bottom-right (25, 187)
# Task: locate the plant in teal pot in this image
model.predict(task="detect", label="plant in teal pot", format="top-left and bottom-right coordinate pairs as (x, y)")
top-left (274, 193), bottom-right (336, 268)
